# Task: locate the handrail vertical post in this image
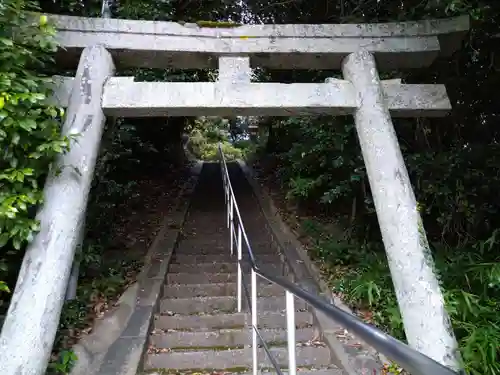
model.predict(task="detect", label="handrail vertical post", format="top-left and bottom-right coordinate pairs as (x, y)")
top-left (237, 223), bottom-right (243, 312)
top-left (229, 198), bottom-right (234, 255)
top-left (251, 269), bottom-right (258, 375)
top-left (226, 184), bottom-right (230, 227)
top-left (226, 187), bottom-right (230, 228)
top-left (225, 180), bottom-right (229, 227)
top-left (286, 291), bottom-right (296, 375)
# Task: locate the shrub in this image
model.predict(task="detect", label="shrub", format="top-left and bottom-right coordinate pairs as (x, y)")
top-left (0, 0), bottom-right (67, 301)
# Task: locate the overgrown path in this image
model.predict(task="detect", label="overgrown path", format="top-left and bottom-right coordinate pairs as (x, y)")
top-left (143, 162), bottom-right (340, 375)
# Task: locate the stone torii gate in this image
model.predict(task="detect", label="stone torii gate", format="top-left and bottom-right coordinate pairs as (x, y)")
top-left (0, 14), bottom-right (469, 375)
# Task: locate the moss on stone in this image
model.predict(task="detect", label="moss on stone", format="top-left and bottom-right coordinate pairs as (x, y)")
top-left (170, 344), bottom-right (245, 351)
top-left (196, 20), bottom-right (242, 28)
top-left (145, 366), bottom-right (249, 374)
top-left (211, 324), bottom-right (246, 330)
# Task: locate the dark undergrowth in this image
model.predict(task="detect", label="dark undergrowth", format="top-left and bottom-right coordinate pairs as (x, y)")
top-left (250, 145), bottom-right (499, 375)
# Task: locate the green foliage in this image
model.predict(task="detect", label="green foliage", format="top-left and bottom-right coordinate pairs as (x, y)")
top-left (186, 116), bottom-right (249, 161)
top-left (258, 75), bottom-right (500, 374)
top-left (245, 0), bottom-right (493, 23)
top-left (233, 139), bottom-right (253, 150)
top-left (0, 0), bottom-right (66, 302)
top-left (218, 141), bottom-right (244, 160)
top-left (48, 350), bottom-right (77, 375)
top-left (270, 117), bottom-right (364, 204)
top-left (301, 219), bottom-right (500, 375)
top-left (259, 111), bottom-right (500, 374)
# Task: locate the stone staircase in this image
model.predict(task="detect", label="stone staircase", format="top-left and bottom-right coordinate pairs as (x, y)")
top-left (144, 162), bottom-right (341, 375)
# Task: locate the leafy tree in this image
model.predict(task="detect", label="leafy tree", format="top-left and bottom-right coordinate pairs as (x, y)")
top-left (0, 0), bottom-right (67, 302)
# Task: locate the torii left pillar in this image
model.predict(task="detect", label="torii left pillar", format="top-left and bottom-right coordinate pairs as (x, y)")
top-left (0, 45), bottom-right (115, 375)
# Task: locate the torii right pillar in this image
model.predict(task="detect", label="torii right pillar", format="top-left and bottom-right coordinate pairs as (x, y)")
top-left (342, 50), bottom-right (461, 371)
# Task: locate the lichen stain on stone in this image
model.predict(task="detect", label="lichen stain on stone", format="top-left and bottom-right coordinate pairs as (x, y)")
top-left (9, 250), bottom-right (42, 313)
top-left (69, 114), bottom-right (77, 133)
top-left (33, 261), bottom-right (43, 283)
top-left (441, 304), bottom-right (455, 332)
top-left (81, 65), bottom-right (92, 104)
top-left (81, 114), bottom-right (94, 133)
top-left (393, 168), bottom-right (406, 189)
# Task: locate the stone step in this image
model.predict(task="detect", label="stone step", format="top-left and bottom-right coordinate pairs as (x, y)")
top-left (174, 249), bottom-right (276, 258)
top-left (178, 239), bottom-right (229, 246)
top-left (176, 243), bottom-right (273, 254)
top-left (169, 262), bottom-right (236, 274)
top-left (182, 229), bottom-right (227, 235)
top-left (150, 327), bottom-right (316, 348)
top-left (143, 368), bottom-right (344, 375)
top-left (167, 272), bottom-right (236, 284)
top-left (237, 222), bottom-right (273, 232)
top-left (168, 262), bottom-right (283, 274)
top-left (241, 368), bottom-right (344, 375)
top-left (185, 209), bottom-right (225, 215)
top-left (159, 296), bottom-right (307, 315)
top-left (171, 253), bottom-right (281, 265)
top-left (163, 282), bottom-right (284, 298)
top-left (174, 246), bottom-right (227, 256)
top-left (154, 311), bottom-right (313, 331)
top-left (184, 214), bottom-right (225, 219)
top-left (181, 234), bottom-right (228, 242)
top-left (181, 225), bottom-right (226, 232)
top-left (145, 345), bottom-right (331, 370)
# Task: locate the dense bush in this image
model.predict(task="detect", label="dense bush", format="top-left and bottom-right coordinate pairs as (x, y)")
top-left (0, 0), bottom-right (67, 304)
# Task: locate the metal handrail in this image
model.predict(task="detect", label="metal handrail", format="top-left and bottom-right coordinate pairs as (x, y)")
top-left (218, 143), bottom-right (459, 375)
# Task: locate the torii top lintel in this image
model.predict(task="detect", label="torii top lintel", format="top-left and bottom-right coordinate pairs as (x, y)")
top-left (50, 14), bottom-right (469, 70)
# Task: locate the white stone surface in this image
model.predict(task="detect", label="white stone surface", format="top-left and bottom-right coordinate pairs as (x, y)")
top-left (48, 14), bottom-right (469, 70)
top-left (50, 77), bottom-right (450, 117)
top-left (342, 50), bottom-right (460, 371)
top-left (64, 222), bottom-right (84, 301)
top-left (326, 77), bottom-right (401, 85)
top-left (103, 81), bottom-right (356, 116)
top-left (50, 75), bottom-right (73, 107)
top-left (218, 56), bottom-right (252, 83)
top-left (0, 46), bottom-right (115, 375)
top-left (51, 14), bottom-right (469, 37)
